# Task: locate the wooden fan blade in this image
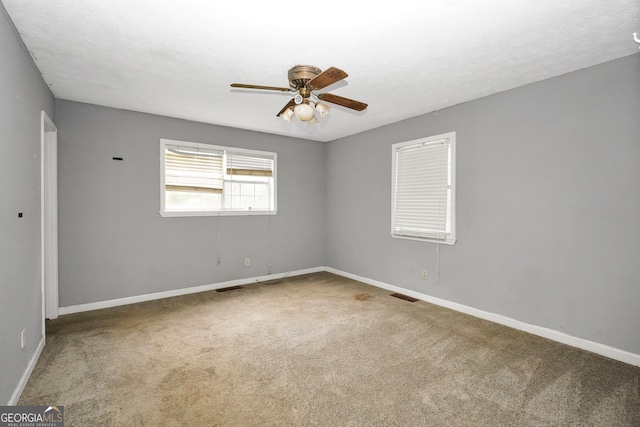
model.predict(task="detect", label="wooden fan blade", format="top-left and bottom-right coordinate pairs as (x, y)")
top-left (307, 67), bottom-right (348, 90)
top-left (231, 83), bottom-right (292, 92)
top-left (276, 99), bottom-right (296, 117)
top-left (317, 93), bottom-right (368, 111)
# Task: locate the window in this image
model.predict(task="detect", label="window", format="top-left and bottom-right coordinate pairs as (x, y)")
top-left (160, 139), bottom-right (276, 216)
top-left (391, 132), bottom-right (456, 244)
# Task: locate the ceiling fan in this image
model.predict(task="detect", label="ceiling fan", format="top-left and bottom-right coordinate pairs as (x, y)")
top-left (231, 65), bottom-right (368, 125)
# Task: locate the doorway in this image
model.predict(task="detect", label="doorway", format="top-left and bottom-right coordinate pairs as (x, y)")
top-left (41, 111), bottom-right (58, 322)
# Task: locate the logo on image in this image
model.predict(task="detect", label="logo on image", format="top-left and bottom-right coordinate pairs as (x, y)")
top-left (0, 405), bottom-right (64, 427)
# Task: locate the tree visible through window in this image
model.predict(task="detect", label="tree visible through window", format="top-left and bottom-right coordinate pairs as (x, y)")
top-left (160, 139), bottom-right (276, 216)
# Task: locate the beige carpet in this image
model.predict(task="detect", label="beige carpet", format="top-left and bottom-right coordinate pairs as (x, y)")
top-left (19, 272), bottom-right (640, 426)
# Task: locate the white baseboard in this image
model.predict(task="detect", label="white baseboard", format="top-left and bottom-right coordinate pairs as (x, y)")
top-left (8, 334), bottom-right (45, 405)
top-left (58, 267), bottom-right (325, 316)
top-left (325, 267), bottom-right (640, 368)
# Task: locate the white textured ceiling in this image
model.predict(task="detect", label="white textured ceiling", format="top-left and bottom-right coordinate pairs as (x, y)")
top-left (3, 1), bottom-right (639, 142)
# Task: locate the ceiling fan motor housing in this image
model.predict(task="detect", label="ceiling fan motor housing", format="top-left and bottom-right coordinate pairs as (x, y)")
top-left (288, 65), bottom-right (322, 91)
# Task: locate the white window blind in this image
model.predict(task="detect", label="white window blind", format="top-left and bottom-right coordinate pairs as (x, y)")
top-left (226, 152), bottom-right (274, 177)
top-left (391, 132), bottom-right (456, 244)
top-left (165, 145), bottom-right (223, 193)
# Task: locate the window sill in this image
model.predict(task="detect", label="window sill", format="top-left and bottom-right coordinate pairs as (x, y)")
top-left (160, 209), bottom-right (277, 218)
top-left (391, 233), bottom-right (456, 245)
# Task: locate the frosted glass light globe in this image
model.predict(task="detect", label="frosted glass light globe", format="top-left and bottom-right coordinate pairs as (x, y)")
top-left (280, 107), bottom-right (294, 122)
top-left (294, 103), bottom-right (315, 121)
top-left (315, 102), bottom-right (330, 118)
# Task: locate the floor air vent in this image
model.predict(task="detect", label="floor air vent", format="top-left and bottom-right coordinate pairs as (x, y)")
top-left (390, 293), bottom-right (418, 303)
top-left (216, 285), bottom-right (244, 293)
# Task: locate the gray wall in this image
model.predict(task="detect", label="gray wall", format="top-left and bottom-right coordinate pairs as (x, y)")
top-left (55, 100), bottom-right (326, 306)
top-left (326, 54), bottom-right (640, 354)
top-left (0, 5), bottom-right (55, 404)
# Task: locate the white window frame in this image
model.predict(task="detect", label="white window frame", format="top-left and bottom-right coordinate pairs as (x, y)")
top-left (391, 132), bottom-right (456, 244)
top-left (160, 138), bottom-right (277, 217)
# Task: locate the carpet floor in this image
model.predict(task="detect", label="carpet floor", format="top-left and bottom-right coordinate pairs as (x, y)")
top-left (19, 272), bottom-right (640, 426)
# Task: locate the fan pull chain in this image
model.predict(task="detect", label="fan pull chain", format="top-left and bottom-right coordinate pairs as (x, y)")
top-left (217, 215), bottom-right (222, 265)
top-left (436, 239), bottom-right (440, 283)
top-left (267, 213), bottom-right (273, 275)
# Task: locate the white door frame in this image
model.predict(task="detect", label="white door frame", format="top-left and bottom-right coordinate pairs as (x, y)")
top-left (41, 111), bottom-right (58, 323)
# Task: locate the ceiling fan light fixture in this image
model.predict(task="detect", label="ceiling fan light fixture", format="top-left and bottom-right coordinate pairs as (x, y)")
top-left (280, 107), bottom-right (294, 122)
top-left (315, 101), bottom-right (330, 118)
top-left (294, 103), bottom-right (315, 121)
top-left (307, 115), bottom-right (319, 126)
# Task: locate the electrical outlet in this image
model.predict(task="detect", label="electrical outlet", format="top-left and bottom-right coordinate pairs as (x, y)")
top-left (21, 329), bottom-right (25, 350)
top-left (244, 257), bottom-right (251, 267)
top-left (421, 269), bottom-right (429, 280)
